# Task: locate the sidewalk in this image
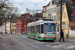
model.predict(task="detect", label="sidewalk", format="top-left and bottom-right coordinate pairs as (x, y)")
top-left (56, 34), bottom-right (75, 42)
top-left (0, 34), bottom-right (1, 38)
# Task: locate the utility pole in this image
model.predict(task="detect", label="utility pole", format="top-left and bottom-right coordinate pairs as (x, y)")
top-left (60, 0), bottom-right (62, 34)
top-left (36, 10), bottom-right (42, 20)
top-left (4, 14), bottom-right (7, 34)
top-left (36, 10), bottom-right (38, 19)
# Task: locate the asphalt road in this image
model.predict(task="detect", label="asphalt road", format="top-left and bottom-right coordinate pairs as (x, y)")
top-left (0, 34), bottom-right (26, 50)
top-left (0, 34), bottom-right (75, 50)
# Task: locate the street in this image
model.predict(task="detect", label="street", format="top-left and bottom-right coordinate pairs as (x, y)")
top-left (0, 34), bottom-right (75, 50)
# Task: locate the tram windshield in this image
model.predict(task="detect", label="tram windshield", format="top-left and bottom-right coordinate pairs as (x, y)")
top-left (44, 23), bottom-right (55, 32)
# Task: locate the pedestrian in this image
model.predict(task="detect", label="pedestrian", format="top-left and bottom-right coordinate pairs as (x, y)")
top-left (59, 29), bottom-right (64, 42)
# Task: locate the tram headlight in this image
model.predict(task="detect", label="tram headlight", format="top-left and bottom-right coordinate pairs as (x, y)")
top-left (45, 33), bottom-right (47, 34)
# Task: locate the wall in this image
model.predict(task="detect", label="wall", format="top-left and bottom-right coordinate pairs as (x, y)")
top-left (6, 22), bottom-right (11, 34)
top-left (11, 22), bottom-right (16, 33)
top-left (0, 26), bottom-right (2, 33)
top-left (46, 1), bottom-right (57, 20)
top-left (69, 28), bottom-right (75, 37)
top-left (62, 3), bottom-right (69, 34)
top-left (16, 19), bottom-right (26, 34)
top-left (2, 23), bottom-right (5, 33)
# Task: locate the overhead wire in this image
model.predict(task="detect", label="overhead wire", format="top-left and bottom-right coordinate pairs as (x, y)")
top-left (20, 0), bottom-right (27, 5)
top-left (24, 0), bottom-right (45, 11)
top-left (19, 0), bottom-right (49, 13)
top-left (24, 0), bottom-right (32, 8)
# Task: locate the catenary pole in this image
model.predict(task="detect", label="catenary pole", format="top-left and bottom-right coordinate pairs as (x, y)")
top-left (60, 0), bottom-right (62, 35)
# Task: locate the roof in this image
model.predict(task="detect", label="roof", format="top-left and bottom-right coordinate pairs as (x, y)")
top-left (65, 2), bottom-right (75, 30)
top-left (21, 13), bottom-right (30, 16)
top-left (46, 2), bottom-right (50, 6)
top-left (65, 2), bottom-right (72, 21)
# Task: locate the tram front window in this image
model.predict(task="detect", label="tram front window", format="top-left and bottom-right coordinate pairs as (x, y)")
top-left (44, 23), bottom-right (55, 32)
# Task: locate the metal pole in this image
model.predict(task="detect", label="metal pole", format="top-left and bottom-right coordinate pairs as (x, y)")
top-left (10, 20), bottom-right (12, 34)
top-left (60, 0), bottom-right (62, 34)
top-left (5, 19), bottom-right (6, 34)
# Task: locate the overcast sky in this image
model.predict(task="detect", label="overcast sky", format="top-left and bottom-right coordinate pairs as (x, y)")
top-left (10, 0), bottom-right (50, 14)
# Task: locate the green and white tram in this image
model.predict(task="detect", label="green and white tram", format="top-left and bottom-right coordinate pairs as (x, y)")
top-left (27, 19), bottom-right (56, 41)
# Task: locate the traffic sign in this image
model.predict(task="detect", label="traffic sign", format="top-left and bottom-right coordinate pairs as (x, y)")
top-left (62, 22), bottom-right (65, 25)
top-left (63, 24), bottom-right (65, 27)
top-left (55, 22), bottom-right (58, 24)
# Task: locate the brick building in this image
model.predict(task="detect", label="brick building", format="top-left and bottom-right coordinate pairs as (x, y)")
top-left (16, 13), bottom-right (30, 34)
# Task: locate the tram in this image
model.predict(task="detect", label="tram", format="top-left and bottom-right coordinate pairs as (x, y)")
top-left (27, 19), bottom-right (56, 41)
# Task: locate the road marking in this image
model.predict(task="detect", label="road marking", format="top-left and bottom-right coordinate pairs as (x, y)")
top-left (21, 36), bottom-right (27, 38)
top-left (10, 36), bottom-right (28, 50)
top-left (46, 45), bottom-right (52, 47)
top-left (36, 41), bottom-right (44, 44)
top-left (46, 44), bottom-right (75, 49)
top-left (65, 46), bottom-right (75, 49)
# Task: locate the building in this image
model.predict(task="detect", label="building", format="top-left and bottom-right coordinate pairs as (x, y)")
top-left (6, 22), bottom-right (11, 34)
top-left (16, 19), bottom-right (25, 34)
top-left (31, 12), bottom-right (43, 21)
top-left (2, 23), bottom-right (5, 33)
top-left (61, 3), bottom-right (70, 35)
top-left (43, 6), bottom-right (47, 19)
top-left (21, 13), bottom-right (30, 31)
top-left (46, 0), bottom-right (57, 21)
top-left (11, 22), bottom-right (16, 34)
top-left (43, 0), bottom-right (71, 34)
top-left (68, 0), bottom-right (75, 37)
top-left (46, 0), bottom-right (60, 34)
top-left (58, 1), bottom-right (75, 37)
top-left (2, 22), bottom-right (11, 34)
top-left (16, 13), bottom-right (30, 34)
top-left (56, 3), bottom-right (66, 34)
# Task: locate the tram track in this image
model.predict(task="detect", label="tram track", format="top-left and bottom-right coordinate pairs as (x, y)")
top-left (10, 35), bottom-right (37, 50)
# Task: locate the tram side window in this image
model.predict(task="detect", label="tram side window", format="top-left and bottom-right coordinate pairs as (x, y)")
top-left (31, 26), bottom-right (35, 33)
top-left (29, 27), bottom-right (31, 33)
top-left (36, 25), bottom-right (40, 33)
top-left (28, 27), bottom-right (30, 33)
top-left (27, 27), bottom-right (29, 33)
top-left (41, 25), bottom-right (44, 33)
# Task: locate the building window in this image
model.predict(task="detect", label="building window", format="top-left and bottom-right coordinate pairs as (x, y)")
top-left (57, 26), bottom-right (59, 32)
top-left (24, 20), bottom-right (26, 23)
top-left (53, 8), bottom-right (56, 12)
top-left (50, 8), bottom-right (53, 13)
top-left (57, 8), bottom-right (60, 12)
top-left (46, 9), bottom-right (49, 14)
top-left (48, 14), bottom-right (51, 19)
top-left (57, 16), bottom-right (60, 21)
top-left (53, 16), bottom-right (56, 20)
top-left (57, 7), bottom-right (63, 12)
top-left (36, 25), bottom-right (40, 33)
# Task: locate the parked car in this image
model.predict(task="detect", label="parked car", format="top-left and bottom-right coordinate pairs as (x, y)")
top-left (22, 31), bottom-right (27, 34)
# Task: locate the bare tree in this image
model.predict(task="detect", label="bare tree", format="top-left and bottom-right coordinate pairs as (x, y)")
top-left (0, 0), bottom-right (19, 25)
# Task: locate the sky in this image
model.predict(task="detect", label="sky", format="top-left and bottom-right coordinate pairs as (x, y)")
top-left (10, 0), bottom-right (50, 14)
